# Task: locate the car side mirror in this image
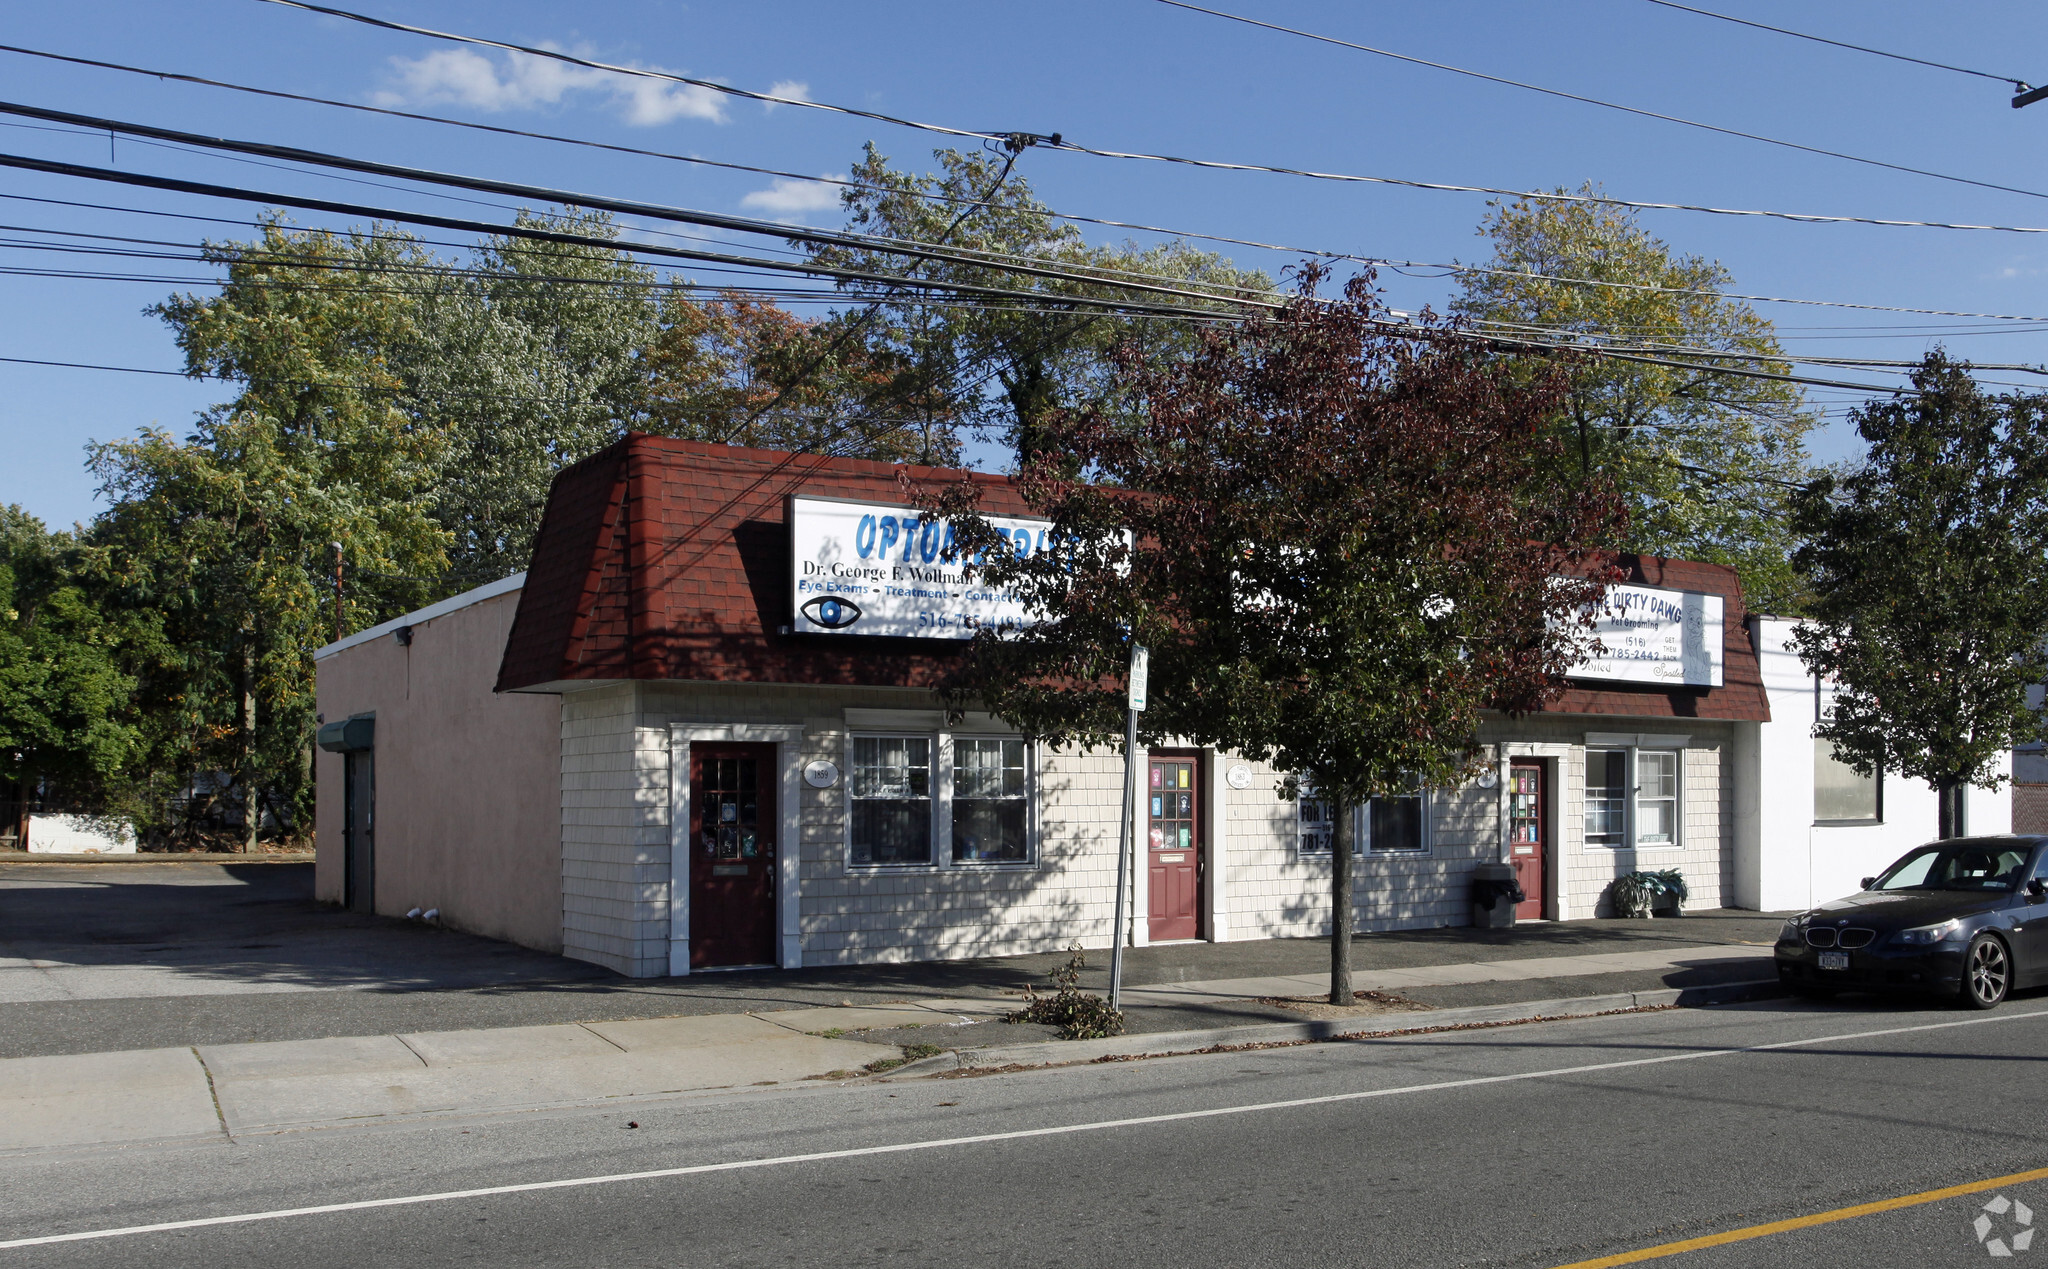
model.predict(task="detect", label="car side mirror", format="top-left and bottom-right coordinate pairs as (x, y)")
top-left (1859, 877), bottom-right (1876, 892)
top-left (2029, 878), bottom-right (2048, 900)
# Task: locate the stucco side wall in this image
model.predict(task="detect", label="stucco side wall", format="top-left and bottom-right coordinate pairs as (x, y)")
top-left (1747, 616), bottom-right (2015, 912)
top-left (313, 589), bottom-right (563, 951)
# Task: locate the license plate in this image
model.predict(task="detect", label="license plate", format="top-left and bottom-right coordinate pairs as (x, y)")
top-left (1818, 951), bottom-right (1850, 971)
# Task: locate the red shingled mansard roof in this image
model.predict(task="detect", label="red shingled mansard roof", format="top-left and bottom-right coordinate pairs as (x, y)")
top-left (495, 433), bottom-right (1769, 722)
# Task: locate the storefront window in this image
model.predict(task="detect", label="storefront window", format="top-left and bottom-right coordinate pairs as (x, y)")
top-left (1296, 782), bottom-right (1427, 854)
top-left (1367, 794), bottom-right (1426, 853)
top-left (1814, 738), bottom-right (1880, 823)
top-left (851, 736), bottom-right (931, 865)
top-left (1585, 750), bottom-right (1629, 847)
top-left (953, 738), bottom-right (1028, 862)
top-left (1298, 784), bottom-right (1336, 855)
top-left (1585, 748), bottom-right (1682, 849)
top-left (1635, 751), bottom-right (1678, 846)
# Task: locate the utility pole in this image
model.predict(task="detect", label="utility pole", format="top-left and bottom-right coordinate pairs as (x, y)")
top-left (1108, 644), bottom-right (1147, 1010)
top-left (331, 541), bottom-right (344, 643)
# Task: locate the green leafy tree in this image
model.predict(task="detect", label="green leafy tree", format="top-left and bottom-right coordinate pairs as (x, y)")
top-left (926, 272), bottom-right (1621, 1000)
top-left (0, 507), bottom-right (150, 843)
top-left (401, 207), bottom-right (960, 587)
top-left (398, 208), bottom-right (659, 589)
top-left (815, 144), bottom-right (1273, 464)
top-left (90, 219), bottom-right (447, 848)
top-left (1790, 351), bottom-right (2048, 838)
top-left (1453, 189), bottom-right (1814, 611)
top-left (641, 289), bottom-right (961, 465)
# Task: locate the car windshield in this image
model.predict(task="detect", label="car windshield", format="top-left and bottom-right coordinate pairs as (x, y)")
top-left (1870, 842), bottom-right (2031, 892)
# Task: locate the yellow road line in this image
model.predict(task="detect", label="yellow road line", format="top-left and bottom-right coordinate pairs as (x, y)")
top-left (1553, 1164), bottom-right (2048, 1268)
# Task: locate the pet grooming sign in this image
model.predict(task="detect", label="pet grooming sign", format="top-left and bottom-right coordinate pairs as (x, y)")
top-left (1574, 583), bottom-right (1725, 688)
top-left (789, 496), bottom-right (1051, 639)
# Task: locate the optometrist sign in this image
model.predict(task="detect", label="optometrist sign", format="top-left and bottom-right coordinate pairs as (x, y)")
top-left (788, 496), bottom-right (1051, 638)
top-left (1572, 584), bottom-right (1724, 688)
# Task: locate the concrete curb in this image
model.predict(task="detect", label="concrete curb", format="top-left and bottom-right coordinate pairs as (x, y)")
top-left (886, 978), bottom-right (1786, 1077)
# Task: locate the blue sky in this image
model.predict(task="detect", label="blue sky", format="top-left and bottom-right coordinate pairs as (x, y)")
top-left (5, 0), bottom-right (2048, 529)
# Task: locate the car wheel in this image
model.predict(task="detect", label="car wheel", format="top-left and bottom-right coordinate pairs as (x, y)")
top-left (1959, 934), bottom-right (2012, 1010)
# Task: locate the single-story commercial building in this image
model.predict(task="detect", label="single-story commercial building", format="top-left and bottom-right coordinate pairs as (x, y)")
top-left (313, 435), bottom-right (2010, 976)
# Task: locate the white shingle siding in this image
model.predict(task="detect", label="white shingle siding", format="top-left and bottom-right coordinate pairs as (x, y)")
top-left (1221, 755), bottom-right (1503, 938)
top-left (1541, 718), bottom-right (1734, 917)
top-left (558, 681), bottom-right (1742, 974)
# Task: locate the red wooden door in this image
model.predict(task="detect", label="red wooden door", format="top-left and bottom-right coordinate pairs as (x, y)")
top-left (689, 744), bottom-right (777, 968)
top-left (1147, 756), bottom-right (1202, 941)
top-left (1509, 760), bottom-right (1548, 920)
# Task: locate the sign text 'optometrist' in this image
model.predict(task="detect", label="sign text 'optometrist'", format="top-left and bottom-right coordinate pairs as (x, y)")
top-left (789, 496), bottom-right (1050, 638)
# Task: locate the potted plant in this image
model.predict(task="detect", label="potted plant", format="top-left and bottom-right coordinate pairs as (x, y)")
top-left (1610, 872), bottom-right (1657, 918)
top-left (1647, 868), bottom-right (1688, 917)
top-left (1611, 869), bottom-right (1687, 918)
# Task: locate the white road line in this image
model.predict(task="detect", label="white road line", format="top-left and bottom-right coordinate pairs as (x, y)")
top-left (5, 1005), bottom-right (2045, 1252)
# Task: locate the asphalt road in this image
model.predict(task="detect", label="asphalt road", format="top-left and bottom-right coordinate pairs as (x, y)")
top-left (3, 995), bottom-right (2044, 1268)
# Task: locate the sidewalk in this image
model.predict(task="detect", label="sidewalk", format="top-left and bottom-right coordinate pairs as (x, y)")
top-left (0, 938), bottom-right (1782, 1154)
top-left (0, 855), bottom-right (1790, 1058)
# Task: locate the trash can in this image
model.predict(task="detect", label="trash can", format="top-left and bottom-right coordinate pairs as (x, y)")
top-left (1471, 863), bottom-right (1524, 929)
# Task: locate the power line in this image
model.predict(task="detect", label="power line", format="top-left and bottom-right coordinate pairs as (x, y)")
top-left (0, 148), bottom-right (1274, 322)
top-left (16, 57), bottom-right (2048, 339)
top-left (0, 100), bottom-right (1279, 311)
top-left (256, 0), bottom-right (1019, 144)
top-left (6, 166), bottom-right (2036, 389)
top-left (0, 43), bottom-right (944, 206)
top-left (0, 139), bottom-right (2023, 395)
top-left (1152, 0), bottom-right (2048, 203)
top-left (8, 218), bottom-right (2012, 374)
top-left (0, 42), bottom-right (1209, 264)
top-left (7, 38), bottom-right (1982, 321)
top-left (1637, 0), bottom-right (2027, 88)
top-left (18, 156), bottom-right (2048, 329)
top-left (255, 0), bottom-right (2048, 234)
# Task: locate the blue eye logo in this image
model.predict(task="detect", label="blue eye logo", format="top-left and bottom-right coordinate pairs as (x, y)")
top-left (801, 595), bottom-right (862, 630)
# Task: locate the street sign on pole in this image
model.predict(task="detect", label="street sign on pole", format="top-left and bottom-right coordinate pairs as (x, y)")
top-left (1109, 644), bottom-right (1148, 1010)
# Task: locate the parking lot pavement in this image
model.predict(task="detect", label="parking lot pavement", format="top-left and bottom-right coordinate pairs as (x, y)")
top-left (0, 858), bottom-right (1789, 1059)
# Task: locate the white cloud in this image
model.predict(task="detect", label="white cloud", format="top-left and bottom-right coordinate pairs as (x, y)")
top-left (372, 46), bottom-right (727, 126)
top-left (614, 78), bottom-right (726, 125)
top-left (763, 80), bottom-right (810, 113)
top-left (740, 174), bottom-right (845, 215)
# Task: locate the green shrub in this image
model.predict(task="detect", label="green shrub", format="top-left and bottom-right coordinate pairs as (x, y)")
top-left (1006, 946), bottom-right (1125, 1040)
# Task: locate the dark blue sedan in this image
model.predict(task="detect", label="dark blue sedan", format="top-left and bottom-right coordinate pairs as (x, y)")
top-left (1774, 836), bottom-right (2048, 1009)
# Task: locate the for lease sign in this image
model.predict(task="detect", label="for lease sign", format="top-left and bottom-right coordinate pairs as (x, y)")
top-left (1572, 584), bottom-right (1724, 688)
top-left (788, 496), bottom-right (1050, 638)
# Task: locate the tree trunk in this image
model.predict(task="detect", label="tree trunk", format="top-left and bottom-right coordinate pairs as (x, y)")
top-left (1330, 795), bottom-right (1355, 1004)
top-left (12, 769), bottom-right (31, 851)
top-left (241, 637), bottom-right (259, 854)
top-left (1936, 780), bottom-right (1967, 840)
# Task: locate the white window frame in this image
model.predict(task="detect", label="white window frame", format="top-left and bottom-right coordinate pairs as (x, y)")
top-left (1363, 788), bottom-right (1432, 855)
top-left (1294, 782), bottom-right (1432, 858)
top-left (844, 730), bottom-right (1039, 871)
top-left (1812, 676), bottom-right (1883, 826)
top-left (1582, 734), bottom-right (1687, 852)
top-left (1812, 736), bottom-right (1883, 826)
top-left (950, 734), bottom-right (1035, 867)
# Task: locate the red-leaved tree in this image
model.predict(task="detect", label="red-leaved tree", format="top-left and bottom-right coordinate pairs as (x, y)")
top-left (923, 269), bottom-right (1623, 1001)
